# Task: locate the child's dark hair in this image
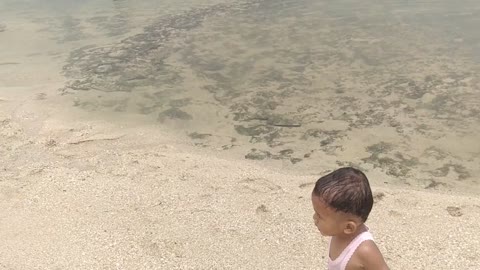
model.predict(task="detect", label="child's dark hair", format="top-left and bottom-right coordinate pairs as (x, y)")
top-left (312, 167), bottom-right (373, 222)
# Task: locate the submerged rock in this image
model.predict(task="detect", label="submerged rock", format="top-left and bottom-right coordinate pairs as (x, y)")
top-left (158, 108), bottom-right (193, 121)
top-left (245, 149), bottom-right (271, 160)
top-left (188, 132), bottom-right (211, 139)
top-left (95, 64), bottom-right (113, 74)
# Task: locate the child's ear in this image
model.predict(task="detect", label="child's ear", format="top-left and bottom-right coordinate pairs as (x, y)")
top-left (343, 221), bottom-right (357, 235)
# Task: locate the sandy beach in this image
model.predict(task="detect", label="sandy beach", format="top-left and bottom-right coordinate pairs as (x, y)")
top-left (1, 82), bottom-right (479, 270)
top-left (1, 0), bottom-right (480, 269)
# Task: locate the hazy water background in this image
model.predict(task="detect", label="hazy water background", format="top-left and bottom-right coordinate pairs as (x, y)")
top-left (1, 0), bottom-right (479, 193)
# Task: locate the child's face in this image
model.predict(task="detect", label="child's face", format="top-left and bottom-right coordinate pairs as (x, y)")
top-left (311, 194), bottom-right (346, 236)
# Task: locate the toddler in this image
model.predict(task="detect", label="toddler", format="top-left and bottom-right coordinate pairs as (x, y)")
top-left (311, 167), bottom-right (389, 270)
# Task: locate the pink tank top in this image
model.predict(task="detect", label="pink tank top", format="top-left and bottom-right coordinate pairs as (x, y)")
top-left (327, 229), bottom-right (374, 270)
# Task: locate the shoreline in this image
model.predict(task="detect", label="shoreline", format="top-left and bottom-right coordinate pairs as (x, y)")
top-left (2, 80), bottom-right (478, 196)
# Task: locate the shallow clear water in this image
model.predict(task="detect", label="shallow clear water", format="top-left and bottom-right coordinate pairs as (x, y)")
top-left (1, 0), bottom-right (479, 192)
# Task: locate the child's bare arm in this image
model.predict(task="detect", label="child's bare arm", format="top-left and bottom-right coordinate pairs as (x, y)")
top-left (356, 241), bottom-right (389, 270)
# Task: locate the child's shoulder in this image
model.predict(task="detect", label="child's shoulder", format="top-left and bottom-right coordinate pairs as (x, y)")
top-left (350, 240), bottom-right (389, 270)
top-left (356, 239), bottom-right (381, 258)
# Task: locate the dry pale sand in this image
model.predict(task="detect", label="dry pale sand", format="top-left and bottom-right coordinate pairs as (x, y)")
top-left (0, 84), bottom-right (479, 270)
